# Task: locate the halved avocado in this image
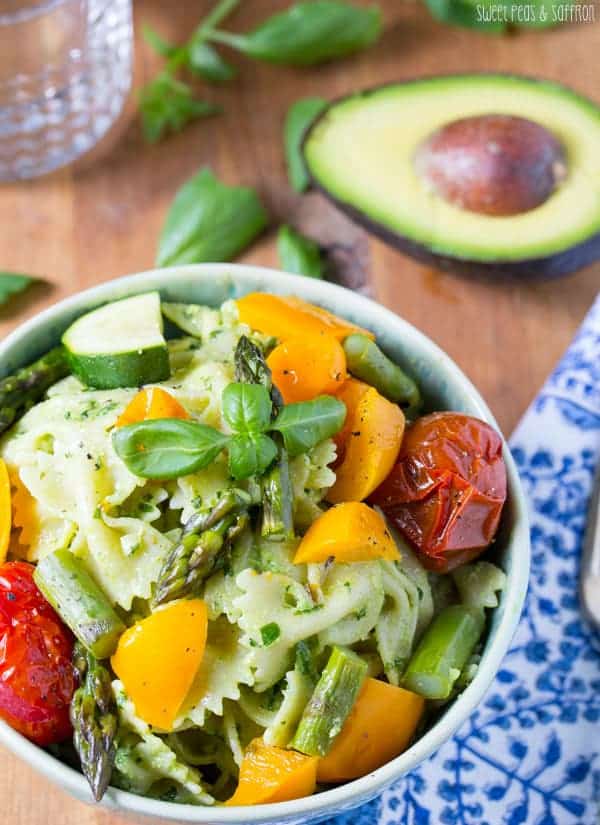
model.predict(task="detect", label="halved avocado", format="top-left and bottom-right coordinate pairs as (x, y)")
top-left (302, 75), bottom-right (600, 278)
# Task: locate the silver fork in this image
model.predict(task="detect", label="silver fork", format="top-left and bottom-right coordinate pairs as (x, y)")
top-left (580, 459), bottom-right (600, 631)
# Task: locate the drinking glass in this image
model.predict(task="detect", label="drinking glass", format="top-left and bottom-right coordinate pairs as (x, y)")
top-left (0, 0), bottom-right (133, 181)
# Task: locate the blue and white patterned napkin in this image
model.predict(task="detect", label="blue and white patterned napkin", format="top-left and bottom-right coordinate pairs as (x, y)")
top-left (328, 293), bottom-right (600, 825)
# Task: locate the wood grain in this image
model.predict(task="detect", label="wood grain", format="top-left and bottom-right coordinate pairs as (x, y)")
top-left (1, 2), bottom-right (599, 822)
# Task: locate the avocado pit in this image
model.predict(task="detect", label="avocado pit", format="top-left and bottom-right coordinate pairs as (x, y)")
top-left (415, 114), bottom-right (567, 216)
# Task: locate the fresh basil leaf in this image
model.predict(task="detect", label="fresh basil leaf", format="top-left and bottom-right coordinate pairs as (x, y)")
top-left (277, 225), bottom-right (324, 279)
top-left (156, 168), bottom-right (269, 266)
top-left (228, 433), bottom-right (278, 480)
top-left (139, 74), bottom-right (220, 143)
top-left (223, 382), bottom-right (272, 434)
top-left (0, 272), bottom-right (36, 307)
top-left (113, 419), bottom-right (230, 479)
top-left (272, 395), bottom-right (346, 456)
top-left (209, 1), bottom-right (382, 66)
top-left (189, 39), bottom-right (236, 81)
top-left (284, 97), bottom-right (327, 192)
top-left (143, 24), bottom-right (179, 57)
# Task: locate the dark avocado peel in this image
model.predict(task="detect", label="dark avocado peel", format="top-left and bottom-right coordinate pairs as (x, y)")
top-left (302, 75), bottom-right (600, 279)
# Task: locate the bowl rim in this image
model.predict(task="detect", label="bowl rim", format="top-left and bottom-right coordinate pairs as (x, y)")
top-left (0, 264), bottom-right (530, 823)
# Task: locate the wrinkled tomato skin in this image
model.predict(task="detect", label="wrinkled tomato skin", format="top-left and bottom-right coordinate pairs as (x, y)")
top-left (0, 561), bottom-right (75, 746)
top-left (370, 412), bottom-right (507, 573)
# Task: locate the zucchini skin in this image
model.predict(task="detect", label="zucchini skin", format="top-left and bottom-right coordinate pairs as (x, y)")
top-left (65, 345), bottom-right (170, 389)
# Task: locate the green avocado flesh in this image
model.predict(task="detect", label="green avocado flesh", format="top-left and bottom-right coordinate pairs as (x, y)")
top-left (303, 75), bottom-right (600, 263)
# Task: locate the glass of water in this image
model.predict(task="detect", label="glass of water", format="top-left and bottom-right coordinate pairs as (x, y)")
top-left (0, 0), bottom-right (133, 181)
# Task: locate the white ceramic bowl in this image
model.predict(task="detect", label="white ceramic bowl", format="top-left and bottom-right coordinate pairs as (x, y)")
top-left (0, 264), bottom-right (530, 825)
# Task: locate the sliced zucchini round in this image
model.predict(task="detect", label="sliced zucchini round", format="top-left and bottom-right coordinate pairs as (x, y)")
top-left (63, 292), bottom-right (170, 389)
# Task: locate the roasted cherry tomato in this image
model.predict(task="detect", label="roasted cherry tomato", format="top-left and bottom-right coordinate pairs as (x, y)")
top-left (0, 561), bottom-right (75, 745)
top-left (370, 412), bottom-right (507, 573)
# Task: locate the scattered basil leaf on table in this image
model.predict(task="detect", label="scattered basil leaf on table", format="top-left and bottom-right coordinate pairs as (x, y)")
top-left (272, 396), bottom-right (346, 456)
top-left (222, 383), bottom-right (273, 434)
top-left (284, 96), bottom-right (327, 192)
top-left (156, 168), bottom-right (269, 266)
top-left (0, 272), bottom-right (36, 307)
top-left (424, 0), bottom-right (505, 29)
top-left (142, 24), bottom-right (179, 57)
top-left (113, 419), bottom-right (230, 479)
top-left (139, 74), bottom-right (220, 143)
top-left (207, 1), bottom-right (382, 66)
top-left (189, 39), bottom-right (236, 81)
top-left (228, 433), bottom-right (278, 480)
top-left (277, 225), bottom-right (325, 279)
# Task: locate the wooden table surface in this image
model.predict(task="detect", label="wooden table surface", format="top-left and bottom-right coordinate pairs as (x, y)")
top-left (1, 2), bottom-right (599, 823)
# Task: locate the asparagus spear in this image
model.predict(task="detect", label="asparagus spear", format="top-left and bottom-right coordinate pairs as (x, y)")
top-left (291, 645), bottom-right (368, 756)
top-left (343, 334), bottom-right (422, 418)
top-left (260, 444), bottom-right (294, 539)
top-left (71, 642), bottom-right (118, 802)
top-left (402, 605), bottom-right (485, 700)
top-left (234, 335), bottom-right (293, 539)
top-left (34, 549), bottom-right (125, 659)
top-left (0, 346), bottom-right (69, 434)
top-left (152, 489), bottom-right (251, 607)
top-left (234, 334), bottom-right (284, 414)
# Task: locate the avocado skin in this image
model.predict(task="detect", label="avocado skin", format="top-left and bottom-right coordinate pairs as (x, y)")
top-left (308, 186), bottom-right (600, 280)
top-left (302, 77), bottom-right (600, 281)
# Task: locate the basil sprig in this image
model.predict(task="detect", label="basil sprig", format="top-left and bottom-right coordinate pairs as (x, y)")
top-left (139, 0), bottom-right (239, 142)
top-left (207, 2), bottom-right (382, 66)
top-left (277, 225), bottom-right (325, 280)
top-left (140, 1), bottom-right (381, 142)
top-left (113, 383), bottom-right (345, 481)
top-left (156, 168), bottom-right (268, 267)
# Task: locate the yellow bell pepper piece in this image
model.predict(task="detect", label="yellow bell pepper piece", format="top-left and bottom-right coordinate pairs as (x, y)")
top-left (0, 459), bottom-right (11, 563)
top-left (317, 678), bottom-right (424, 782)
top-left (8, 468), bottom-right (39, 556)
top-left (115, 386), bottom-right (189, 428)
top-left (226, 738), bottom-right (318, 806)
top-left (111, 599), bottom-right (207, 730)
top-left (236, 293), bottom-right (374, 343)
top-left (293, 502), bottom-right (400, 565)
top-left (267, 332), bottom-right (347, 404)
top-left (327, 382), bottom-right (405, 503)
